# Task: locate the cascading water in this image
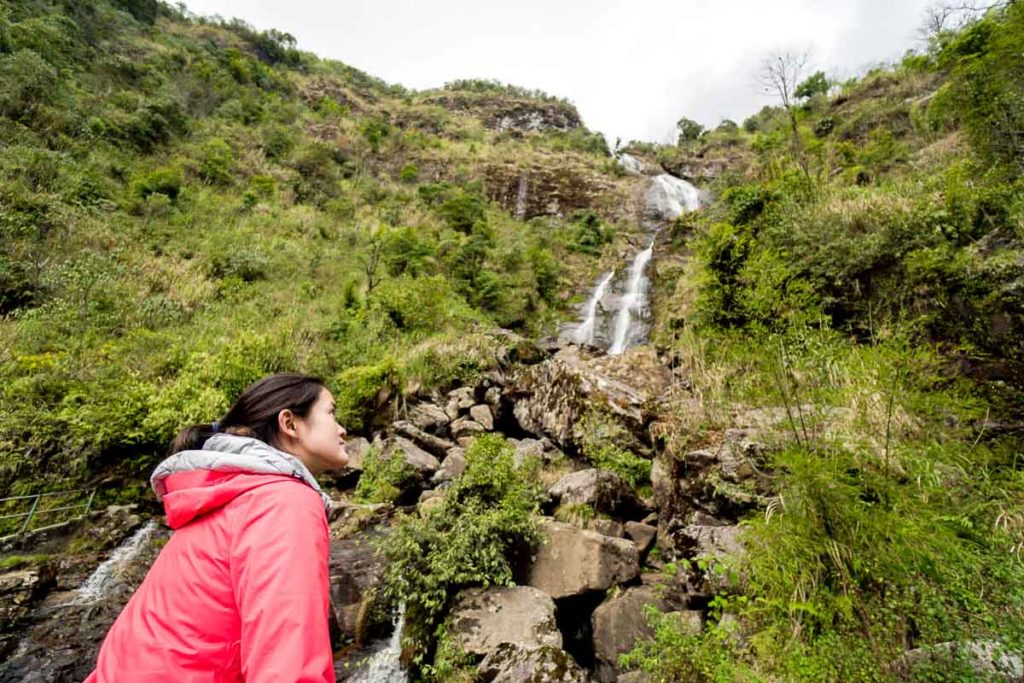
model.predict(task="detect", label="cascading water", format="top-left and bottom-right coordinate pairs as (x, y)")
top-left (645, 174), bottom-right (705, 221)
top-left (345, 611), bottom-right (407, 683)
top-left (563, 172), bottom-right (704, 355)
top-left (74, 520), bottom-right (158, 605)
top-left (572, 270), bottom-right (615, 346)
top-left (607, 241), bottom-right (654, 355)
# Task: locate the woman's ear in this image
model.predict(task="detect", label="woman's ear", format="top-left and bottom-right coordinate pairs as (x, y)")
top-left (277, 409), bottom-right (298, 438)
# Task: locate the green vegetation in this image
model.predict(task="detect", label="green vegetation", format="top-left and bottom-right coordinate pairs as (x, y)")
top-left (378, 434), bottom-right (545, 677)
top-left (635, 3), bottom-right (1024, 680)
top-left (0, 0), bottom-right (628, 503)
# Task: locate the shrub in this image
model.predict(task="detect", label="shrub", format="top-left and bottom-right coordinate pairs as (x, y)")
top-left (379, 434), bottom-right (544, 675)
top-left (131, 166), bottom-right (184, 202)
top-left (354, 444), bottom-right (417, 504)
top-left (196, 137), bottom-right (235, 185)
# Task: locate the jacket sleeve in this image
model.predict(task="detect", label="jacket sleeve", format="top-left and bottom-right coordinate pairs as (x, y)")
top-left (229, 480), bottom-right (335, 682)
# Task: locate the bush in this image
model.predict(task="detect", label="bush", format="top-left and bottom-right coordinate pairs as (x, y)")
top-left (379, 434), bottom-right (544, 675)
top-left (131, 166), bottom-right (184, 202)
top-left (196, 138), bottom-right (235, 185)
top-left (354, 444), bottom-right (417, 504)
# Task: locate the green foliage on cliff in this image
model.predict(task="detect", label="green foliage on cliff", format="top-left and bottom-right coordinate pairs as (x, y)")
top-left (0, 0), bottom-right (625, 501)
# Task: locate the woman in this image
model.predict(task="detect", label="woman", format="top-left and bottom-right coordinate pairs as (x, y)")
top-left (85, 372), bottom-right (348, 682)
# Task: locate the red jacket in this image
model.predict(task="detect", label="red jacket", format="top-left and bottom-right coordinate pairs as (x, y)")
top-left (85, 436), bottom-right (335, 682)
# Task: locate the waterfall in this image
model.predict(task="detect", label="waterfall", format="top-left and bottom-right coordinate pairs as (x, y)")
top-left (617, 153), bottom-right (648, 175)
top-left (608, 241), bottom-right (654, 355)
top-left (347, 611), bottom-right (407, 683)
top-left (572, 270), bottom-right (615, 346)
top-left (74, 520), bottom-right (158, 605)
top-left (645, 174), bottom-right (704, 220)
top-left (514, 175), bottom-right (529, 220)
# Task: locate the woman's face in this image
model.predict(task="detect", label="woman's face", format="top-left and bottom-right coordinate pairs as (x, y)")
top-left (291, 387), bottom-right (348, 474)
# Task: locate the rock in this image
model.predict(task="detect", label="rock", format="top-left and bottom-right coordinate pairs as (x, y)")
top-left (406, 402), bottom-right (450, 433)
top-left (329, 528), bottom-right (390, 646)
top-left (477, 643), bottom-right (589, 683)
top-left (432, 448), bottom-right (467, 485)
top-left (388, 437), bottom-right (440, 476)
top-left (445, 386), bottom-right (476, 420)
top-left (469, 404), bottom-right (495, 431)
top-left (484, 386), bottom-right (503, 406)
top-left (588, 519), bottom-right (625, 538)
top-left (0, 567), bottom-right (56, 631)
top-left (512, 439), bottom-right (547, 468)
top-left (893, 640), bottom-right (1024, 681)
top-left (449, 586), bottom-right (562, 657)
top-left (616, 673), bottom-right (652, 683)
top-left (624, 522), bottom-right (657, 555)
top-left (391, 420), bottom-right (455, 458)
top-left (549, 469), bottom-right (644, 519)
top-left (418, 489), bottom-right (446, 515)
top-left (526, 520), bottom-right (639, 599)
top-left (591, 584), bottom-right (696, 682)
top-left (457, 436), bottom-right (477, 449)
top-left (682, 524), bottom-right (742, 560)
top-left (507, 346), bottom-right (648, 451)
top-left (451, 416), bottom-right (487, 440)
top-left (328, 501), bottom-right (392, 538)
top-left (343, 436), bottom-right (371, 470)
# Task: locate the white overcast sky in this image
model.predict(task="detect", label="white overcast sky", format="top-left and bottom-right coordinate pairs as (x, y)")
top-left (179, 0), bottom-right (936, 146)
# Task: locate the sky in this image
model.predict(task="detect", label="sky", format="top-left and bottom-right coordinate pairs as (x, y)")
top-left (178, 0), bottom-right (938, 146)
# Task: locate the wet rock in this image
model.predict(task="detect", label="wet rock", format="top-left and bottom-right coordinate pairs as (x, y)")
top-left (591, 584), bottom-right (696, 682)
top-left (477, 643), bottom-right (589, 683)
top-left (406, 402), bottom-right (450, 433)
top-left (549, 469), bottom-right (645, 520)
top-left (507, 346), bottom-right (647, 451)
top-left (329, 528), bottom-right (390, 647)
top-left (0, 566), bottom-right (56, 631)
top-left (449, 586), bottom-right (562, 657)
top-left (623, 522), bottom-right (657, 555)
top-left (432, 448), bottom-right (467, 485)
top-left (451, 416), bottom-right (487, 440)
top-left (391, 420), bottom-right (455, 458)
top-left (526, 520), bottom-right (639, 599)
top-left (469, 404), bottom-right (495, 431)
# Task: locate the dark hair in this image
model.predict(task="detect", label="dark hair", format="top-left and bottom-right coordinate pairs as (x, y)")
top-left (169, 373), bottom-right (326, 454)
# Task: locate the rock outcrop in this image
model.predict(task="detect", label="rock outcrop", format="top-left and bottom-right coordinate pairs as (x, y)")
top-left (526, 520), bottom-right (639, 599)
top-left (449, 586), bottom-right (562, 657)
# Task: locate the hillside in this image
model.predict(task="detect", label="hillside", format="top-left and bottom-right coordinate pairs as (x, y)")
top-left (1, 1), bottom-right (1024, 682)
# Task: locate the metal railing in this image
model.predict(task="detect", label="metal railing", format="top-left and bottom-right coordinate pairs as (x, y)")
top-left (0, 487), bottom-right (97, 540)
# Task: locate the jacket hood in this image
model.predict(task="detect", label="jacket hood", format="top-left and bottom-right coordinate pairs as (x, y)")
top-left (150, 433), bottom-right (333, 528)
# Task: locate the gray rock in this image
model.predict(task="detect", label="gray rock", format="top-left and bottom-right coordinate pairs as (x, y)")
top-left (469, 404), bottom-right (495, 431)
top-left (591, 583), bottom-right (698, 682)
top-left (406, 402), bottom-right (450, 433)
top-left (512, 439), bottom-right (546, 468)
top-left (432, 448), bottom-right (467, 485)
top-left (343, 436), bottom-right (371, 471)
top-left (451, 416), bottom-right (487, 440)
top-left (484, 386), bottom-right (503, 406)
top-left (624, 522), bottom-right (657, 555)
top-left (392, 420), bottom-right (455, 458)
top-left (449, 586), bottom-right (562, 657)
top-left (894, 640), bottom-right (1024, 681)
top-left (526, 519), bottom-right (639, 598)
top-left (388, 437), bottom-right (440, 476)
top-left (478, 643), bottom-right (589, 683)
top-left (588, 519), bottom-right (625, 538)
top-left (445, 386), bottom-right (476, 420)
top-left (417, 489), bottom-right (446, 515)
top-left (549, 469), bottom-right (644, 519)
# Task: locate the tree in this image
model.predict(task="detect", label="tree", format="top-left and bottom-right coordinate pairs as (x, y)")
top-left (676, 117), bottom-right (706, 145)
top-left (794, 71), bottom-right (830, 99)
top-left (756, 49), bottom-right (814, 188)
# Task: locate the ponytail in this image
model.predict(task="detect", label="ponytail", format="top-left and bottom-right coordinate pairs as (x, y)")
top-left (167, 373), bottom-right (324, 455)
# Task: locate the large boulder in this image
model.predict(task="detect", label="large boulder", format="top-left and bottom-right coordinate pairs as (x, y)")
top-left (469, 404), bottom-right (495, 431)
top-left (526, 520), bottom-right (639, 599)
top-left (478, 643), bottom-right (589, 683)
top-left (432, 447), bottom-right (467, 485)
top-left (0, 566), bottom-right (56, 632)
top-left (507, 346), bottom-right (648, 452)
top-left (549, 469), bottom-right (645, 519)
top-left (449, 586), bottom-right (562, 657)
top-left (591, 584), bottom-right (697, 682)
top-left (450, 416), bottom-right (487, 440)
top-left (328, 528), bottom-right (390, 646)
top-left (386, 437), bottom-right (440, 477)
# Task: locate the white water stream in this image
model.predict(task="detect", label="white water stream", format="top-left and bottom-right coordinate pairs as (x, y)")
top-left (564, 167), bottom-right (705, 355)
top-left (74, 520), bottom-right (158, 605)
top-left (572, 270), bottom-right (615, 346)
top-left (347, 611), bottom-right (407, 683)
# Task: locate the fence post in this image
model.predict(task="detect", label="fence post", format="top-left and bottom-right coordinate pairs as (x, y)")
top-left (19, 494), bottom-right (41, 536)
top-left (83, 488), bottom-right (97, 517)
